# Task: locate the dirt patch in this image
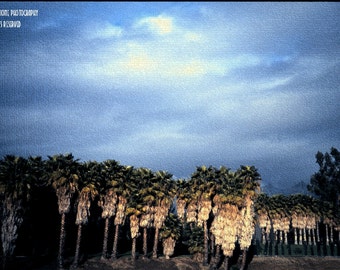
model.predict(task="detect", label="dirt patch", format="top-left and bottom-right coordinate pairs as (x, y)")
top-left (83, 256), bottom-right (203, 270)
top-left (31, 255), bottom-right (340, 270)
top-left (82, 256), bottom-right (340, 270)
top-left (247, 256), bottom-right (340, 270)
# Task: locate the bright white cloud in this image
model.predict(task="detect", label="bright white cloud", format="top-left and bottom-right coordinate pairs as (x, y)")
top-left (255, 76), bottom-right (294, 91)
top-left (136, 14), bottom-right (174, 35)
top-left (184, 32), bottom-right (204, 42)
top-left (73, 32), bottom-right (265, 85)
top-left (83, 21), bottom-right (123, 39)
top-left (66, 13), bottom-right (277, 84)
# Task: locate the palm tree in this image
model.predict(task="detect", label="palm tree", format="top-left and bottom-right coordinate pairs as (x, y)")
top-left (191, 165), bottom-right (218, 266)
top-left (160, 213), bottom-right (181, 259)
top-left (174, 179), bottom-right (190, 223)
top-left (152, 170), bottom-right (175, 258)
top-left (220, 203), bottom-right (240, 270)
top-left (111, 165), bottom-right (134, 260)
top-left (187, 224), bottom-right (205, 262)
top-left (97, 160), bottom-right (120, 260)
top-left (186, 200), bottom-right (198, 224)
top-left (137, 168), bottom-right (156, 258)
top-left (238, 197), bottom-right (255, 269)
top-left (126, 205), bottom-right (142, 260)
top-left (209, 168), bottom-right (231, 270)
top-left (304, 196), bottom-right (321, 247)
top-left (236, 165), bottom-right (261, 270)
top-left (322, 202), bottom-right (335, 246)
top-left (72, 161), bottom-right (100, 268)
top-left (334, 217), bottom-right (340, 248)
top-left (254, 193), bottom-right (271, 245)
top-left (0, 155), bottom-right (44, 269)
top-left (124, 166), bottom-right (169, 260)
top-left (210, 193), bottom-right (227, 269)
top-left (139, 204), bottom-right (153, 258)
top-left (290, 194), bottom-right (319, 247)
top-left (125, 167), bottom-right (145, 260)
top-left (45, 153), bottom-right (80, 269)
top-left (266, 195), bottom-right (290, 256)
top-left (316, 201), bottom-right (331, 247)
top-left (210, 168), bottom-right (243, 270)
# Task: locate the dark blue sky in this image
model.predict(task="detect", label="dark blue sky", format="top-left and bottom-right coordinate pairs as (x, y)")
top-left (1, 2), bottom-right (339, 187)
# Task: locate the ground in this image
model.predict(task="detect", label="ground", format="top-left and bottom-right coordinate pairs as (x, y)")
top-left (31, 255), bottom-right (340, 270)
top-left (247, 256), bottom-right (340, 270)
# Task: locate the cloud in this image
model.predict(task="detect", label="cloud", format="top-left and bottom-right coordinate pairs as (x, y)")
top-left (84, 21), bottom-right (123, 39)
top-left (136, 14), bottom-right (174, 35)
top-left (1, 2), bottom-right (339, 184)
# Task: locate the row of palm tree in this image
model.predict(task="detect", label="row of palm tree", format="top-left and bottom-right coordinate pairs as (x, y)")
top-left (254, 193), bottom-right (340, 251)
top-left (0, 154), bottom-right (177, 269)
top-left (1, 154), bottom-right (339, 270)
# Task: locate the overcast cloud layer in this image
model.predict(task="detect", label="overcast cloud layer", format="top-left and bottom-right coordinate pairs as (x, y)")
top-left (1, 2), bottom-right (339, 187)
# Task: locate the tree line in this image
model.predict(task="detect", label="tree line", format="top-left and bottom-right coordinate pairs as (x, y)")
top-left (0, 147), bottom-right (339, 270)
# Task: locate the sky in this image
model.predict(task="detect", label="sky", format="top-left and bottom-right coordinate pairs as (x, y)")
top-left (0, 2), bottom-right (339, 188)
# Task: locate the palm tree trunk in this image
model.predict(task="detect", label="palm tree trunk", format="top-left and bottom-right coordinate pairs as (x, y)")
top-left (307, 229), bottom-right (311, 245)
top-left (224, 256), bottom-right (229, 270)
top-left (210, 233), bottom-right (215, 257)
top-left (239, 249), bottom-right (247, 270)
top-left (203, 220), bottom-right (209, 266)
top-left (101, 218), bottom-right (110, 260)
top-left (261, 228), bottom-right (265, 244)
top-left (316, 222), bottom-right (320, 242)
top-left (152, 227), bottom-right (159, 258)
top-left (132, 237), bottom-right (137, 260)
top-left (111, 224), bottom-right (120, 260)
top-left (281, 231), bottom-right (285, 244)
top-left (1, 254), bottom-right (7, 270)
top-left (325, 224), bottom-right (329, 245)
top-left (302, 228), bottom-right (306, 243)
top-left (72, 224), bottom-right (82, 268)
top-left (330, 225), bottom-right (334, 243)
top-left (310, 229), bottom-right (314, 246)
top-left (277, 230), bottom-right (281, 243)
top-left (1, 199), bottom-right (18, 270)
top-left (58, 213), bottom-right (66, 269)
top-left (210, 244), bottom-right (221, 270)
top-left (143, 227), bottom-right (148, 258)
top-left (299, 228), bottom-right (303, 244)
top-left (294, 228), bottom-right (298, 245)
